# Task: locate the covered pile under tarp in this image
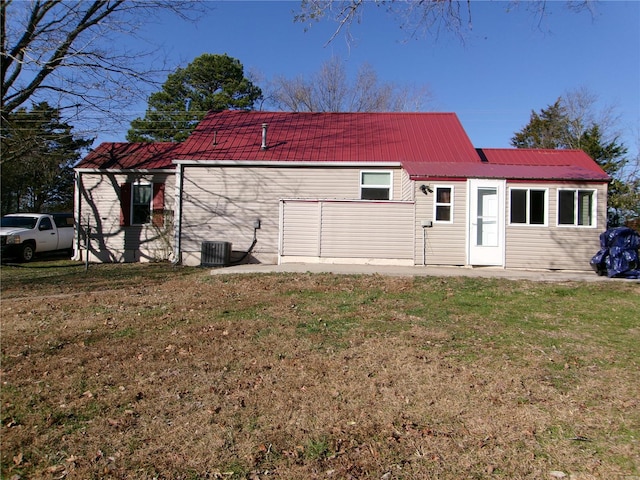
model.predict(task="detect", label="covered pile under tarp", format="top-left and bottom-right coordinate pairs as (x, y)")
top-left (590, 227), bottom-right (640, 278)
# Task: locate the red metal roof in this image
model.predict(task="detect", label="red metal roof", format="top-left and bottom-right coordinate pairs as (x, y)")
top-left (175, 110), bottom-right (480, 163)
top-left (406, 148), bottom-right (609, 182)
top-left (74, 112), bottom-right (608, 183)
top-left (76, 142), bottom-right (180, 170)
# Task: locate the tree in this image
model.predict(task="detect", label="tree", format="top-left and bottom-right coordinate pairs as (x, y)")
top-left (1, 1), bottom-right (205, 133)
top-left (266, 56), bottom-right (432, 112)
top-left (511, 93), bottom-right (639, 224)
top-left (127, 54), bottom-right (263, 142)
top-left (510, 100), bottom-right (572, 150)
top-left (1, 102), bottom-right (92, 215)
top-left (294, 0), bottom-right (594, 44)
top-left (1, 1), bottom-right (205, 214)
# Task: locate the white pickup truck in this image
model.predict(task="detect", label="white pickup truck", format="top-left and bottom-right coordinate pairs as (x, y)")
top-left (1, 213), bottom-right (75, 262)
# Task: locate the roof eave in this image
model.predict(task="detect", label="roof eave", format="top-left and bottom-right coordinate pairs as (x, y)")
top-left (173, 159), bottom-right (403, 168)
top-left (410, 174), bottom-right (609, 182)
top-left (74, 168), bottom-right (176, 173)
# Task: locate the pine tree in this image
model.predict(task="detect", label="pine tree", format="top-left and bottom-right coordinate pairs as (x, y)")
top-left (1, 103), bottom-right (92, 214)
top-left (127, 54), bottom-right (262, 142)
top-left (511, 97), bottom-right (637, 225)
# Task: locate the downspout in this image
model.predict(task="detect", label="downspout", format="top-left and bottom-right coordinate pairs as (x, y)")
top-left (422, 226), bottom-right (426, 266)
top-left (173, 163), bottom-right (184, 264)
top-left (73, 171), bottom-right (82, 261)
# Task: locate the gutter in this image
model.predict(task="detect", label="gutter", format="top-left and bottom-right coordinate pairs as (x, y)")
top-left (173, 163), bottom-right (184, 264)
top-left (74, 168), bottom-right (175, 174)
top-left (172, 160), bottom-right (402, 168)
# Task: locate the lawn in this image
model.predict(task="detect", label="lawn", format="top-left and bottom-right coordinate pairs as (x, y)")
top-left (1, 261), bottom-right (639, 479)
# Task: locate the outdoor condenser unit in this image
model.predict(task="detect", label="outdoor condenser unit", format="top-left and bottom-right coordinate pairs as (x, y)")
top-left (200, 241), bottom-right (232, 267)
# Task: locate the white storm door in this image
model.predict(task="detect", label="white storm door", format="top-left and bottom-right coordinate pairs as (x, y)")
top-left (468, 179), bottom-right (505, 266)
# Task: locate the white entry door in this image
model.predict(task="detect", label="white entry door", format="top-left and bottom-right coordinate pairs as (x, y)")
top-left (468, 179), bottom-right (505, 266)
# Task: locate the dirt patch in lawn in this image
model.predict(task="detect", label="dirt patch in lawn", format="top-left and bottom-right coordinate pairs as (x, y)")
top-left (1, 265), bottom-right (639, 479)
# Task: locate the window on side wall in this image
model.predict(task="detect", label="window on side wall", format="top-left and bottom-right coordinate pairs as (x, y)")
top-left (132, 183), bottom-right (152, 225)
top-left (434, 186), bottom-right (453, 223)
top-left (510, 188), bottom-right (547, 225)
top-left (360, 171), bottom-right (392, 200)
top-left (558, 189), bottom-right (595, 226)
top-left (120, 182), bottom-right (165, 227)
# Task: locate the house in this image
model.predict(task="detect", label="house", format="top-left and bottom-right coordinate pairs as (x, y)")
top-left (74, 110), bottom-right (609, 270)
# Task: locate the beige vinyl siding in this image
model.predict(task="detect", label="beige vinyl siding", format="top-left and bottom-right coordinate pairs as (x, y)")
top-left (281, 200), bottom-right (414, 260)
top-left (400, 169), bottom-right (414, 201)
top-left (322, 202), bottom-right (414, 258)
top-left (414, 181), bottom-right (467, 266)
top-left (505, 182), bottom-right (607, 270)
top-left (77, 172), bottom-right (174, 262)
top-left (281, 201), bottom-right (320, 256)
top-left (179, 165), bottom-right (406, 263)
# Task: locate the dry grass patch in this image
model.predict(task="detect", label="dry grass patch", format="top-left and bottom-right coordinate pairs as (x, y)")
top-left (1, 262), bottom-right (639, 479)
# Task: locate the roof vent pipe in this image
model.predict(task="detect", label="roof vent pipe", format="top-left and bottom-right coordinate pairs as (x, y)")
top-left (261, 123), bottom-right (268, 150)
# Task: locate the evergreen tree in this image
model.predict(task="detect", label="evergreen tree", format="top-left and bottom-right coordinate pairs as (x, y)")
top-left (1, 102), bottom-right (92, 215)
top-left (511, 96), bottom-right (637, 224)
top-left (127, 54), bottom-right (262, 142)
top-left (510, 100), bottom-right (572, 149)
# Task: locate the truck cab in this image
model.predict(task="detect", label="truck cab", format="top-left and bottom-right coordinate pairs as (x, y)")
top-left (1, 213), bottom-right (75, 262)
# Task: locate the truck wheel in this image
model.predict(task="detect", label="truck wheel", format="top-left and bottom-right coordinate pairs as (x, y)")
top-left (20, 243), bottom-right (35, 262)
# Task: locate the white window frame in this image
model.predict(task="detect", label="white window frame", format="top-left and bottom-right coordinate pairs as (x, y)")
top-left (433, 185), bottom-right (454, 224)
top-left (508, 187), bottom-right (548, 227)
top-left (557, 188), bottom-right (597, 228)
top-left (131, 181), bottom-right (152, 226)
top-left (360, 170), bottom-right (393, 201)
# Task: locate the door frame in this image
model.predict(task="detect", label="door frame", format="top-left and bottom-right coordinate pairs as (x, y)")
top-left (467, 179), bottom-right (506, 267)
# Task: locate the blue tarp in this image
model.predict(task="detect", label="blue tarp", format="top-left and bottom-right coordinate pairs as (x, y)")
top-left (590, 227), bottom-right (640, 278)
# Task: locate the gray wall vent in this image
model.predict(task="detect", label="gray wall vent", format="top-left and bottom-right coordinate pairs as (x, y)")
top-left (201, 241), bottom-right (232, 267)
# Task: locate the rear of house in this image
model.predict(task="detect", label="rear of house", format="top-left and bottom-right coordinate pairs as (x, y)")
top-left (74, 110), bottom-right (609, 271)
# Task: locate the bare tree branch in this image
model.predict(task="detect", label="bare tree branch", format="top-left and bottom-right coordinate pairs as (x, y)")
top-left (294, 0), bottom-right (596, 45)
top-left (265, 56), bottom-right (433, 112)
top-left (1, 0), bottom-right (207, 137)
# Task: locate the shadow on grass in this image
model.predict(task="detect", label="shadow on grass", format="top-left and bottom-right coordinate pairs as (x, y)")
top-left (1, 261), bottom-right (83, 269)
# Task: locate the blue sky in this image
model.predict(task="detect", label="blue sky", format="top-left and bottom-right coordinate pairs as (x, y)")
top-left (108, 0), bottom-right (639, 156)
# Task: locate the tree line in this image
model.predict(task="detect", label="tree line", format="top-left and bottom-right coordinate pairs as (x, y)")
top-left (1, 0), bottom-right (637, 223)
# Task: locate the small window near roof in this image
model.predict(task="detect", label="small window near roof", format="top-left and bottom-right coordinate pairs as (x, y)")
top-left (434, 186), bottom-right (453, 222)
top-left (360, 171), bottom-right (392, 200)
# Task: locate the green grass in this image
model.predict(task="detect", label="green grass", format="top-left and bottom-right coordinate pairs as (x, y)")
top-left (0, 259), bottom-right (201, 298)
top-left (2, 261), bottom-right (639, 479)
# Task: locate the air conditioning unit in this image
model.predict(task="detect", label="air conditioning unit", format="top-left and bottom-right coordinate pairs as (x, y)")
top-left (201, 241), bottom-right (232, 267)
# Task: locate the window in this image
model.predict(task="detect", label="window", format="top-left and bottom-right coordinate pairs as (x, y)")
top-left (360, 171), bottom-right (392, 200)
top-left (39, 217), bottom-right (53, 231)
top-left (132, 183), bottom-right (152, 225)
top-left (510, 188), bottom-right (546, 225)
top-left (120, 182), bottom-right (165, 227)
top-left (434, 186), bottom-right (453, 222)
top-left (558, 189), bottom-right (595, 226)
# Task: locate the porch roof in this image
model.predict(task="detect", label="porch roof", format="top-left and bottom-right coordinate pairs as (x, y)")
top-left (406, 148), bottom-right (609, 182)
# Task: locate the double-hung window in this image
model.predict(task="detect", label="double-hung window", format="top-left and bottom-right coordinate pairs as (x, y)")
top-left (360, 171), bottom-right (392, 200)
top-left (510, 188), bottom-right (546, 225)
top-left (558, 189), bottom-right (595, 226)
top-left (434, 186), bottom-right (453, 223)
top-left (120, 182), bottom-right (165, 227)
top-left (132, 183), bottom-right (152, 225)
